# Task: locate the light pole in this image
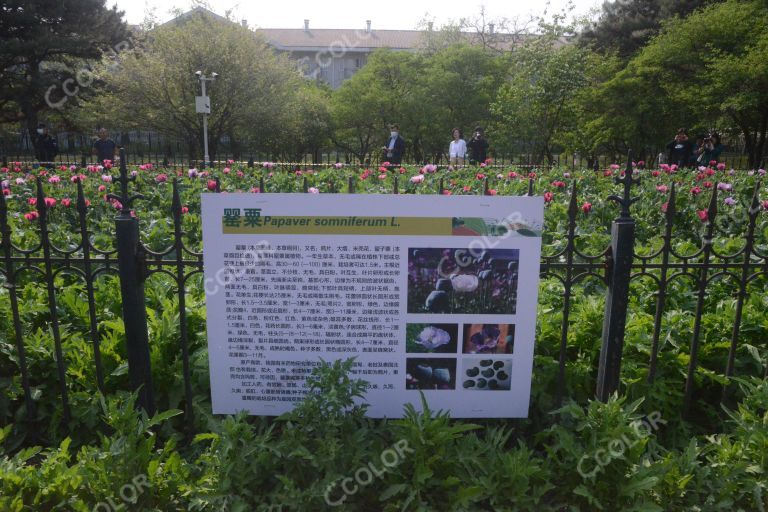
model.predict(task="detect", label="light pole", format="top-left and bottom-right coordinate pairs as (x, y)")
top-left (195, 70), bottom-right (218, 167)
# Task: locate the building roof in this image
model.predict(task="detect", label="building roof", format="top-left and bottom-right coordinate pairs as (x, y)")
top-left (257, 28), bottom-right (425, 51)
top-left (158, 8), bottom-right (564, 53)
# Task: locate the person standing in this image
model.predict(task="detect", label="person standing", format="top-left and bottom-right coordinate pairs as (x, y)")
top-left (382, 124), bottom-right (405, 165)
top-left (695, 132), bottom-right (724, 165)
top-left (34, 123), bottom-right (59, 165)
top-left (448, 128), bottom-right (466, 166)
top-left (467, 126), bottom-right (489, 165)
top-left (92, 128), bottom-right (118, 165)
top-left (666, 128), bottom-right (693, 168)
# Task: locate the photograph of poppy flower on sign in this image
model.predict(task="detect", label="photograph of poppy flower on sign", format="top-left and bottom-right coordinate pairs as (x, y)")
top-left (462, 324), bottom-right (514, 354)
top-left (407, 248), bottom-right (520, 314)
top-left (405, 323), bottom-right (459, 354)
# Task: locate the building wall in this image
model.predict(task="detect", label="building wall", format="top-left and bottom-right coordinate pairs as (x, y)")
top-left (278, 49), bottom-right (370, 89)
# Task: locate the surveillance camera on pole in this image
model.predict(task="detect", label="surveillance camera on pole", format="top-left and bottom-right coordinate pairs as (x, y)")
top-left (195, 71), bottom-right (218, 168)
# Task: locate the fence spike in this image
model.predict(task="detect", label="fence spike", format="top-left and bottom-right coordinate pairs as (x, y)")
top-left (607, 150), bottom-right (640, 219)
top-left (705, 183), bottom-right (719, 223)
top-left (722, 179), bottom-right (763, 403)
top-left (303, 176), bottom-right (308, 193)
top-left (567, 180), bottom-right (579, 220)
top-left (76, 177), bottom-right (88, 215)
top-left (665, 182), bottom-right (677, 222)
top-left (171, 179), bottom-right (182, 217)
top-left (35, 176), bottom-right (48, 220)
top-left (393, 176), bottom-right (398, 195)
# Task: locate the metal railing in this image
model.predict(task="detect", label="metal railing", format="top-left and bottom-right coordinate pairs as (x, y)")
top-left (1, 151), bottom-right (765, 440)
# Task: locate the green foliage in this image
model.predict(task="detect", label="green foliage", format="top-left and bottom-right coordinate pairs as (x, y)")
top-left (579, 0), bottom-right (716, 59)
top-left (1, 363), bottom-right (767, 510)
top-left (79, 11), bottom-right (328, 161)
top-left (0, 0), bottom-right (130, 131)
top-left (600, 0), bottom-right (768, 166)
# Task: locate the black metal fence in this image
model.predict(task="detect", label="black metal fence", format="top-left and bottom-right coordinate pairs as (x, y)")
top-left (1, 129), bottom-right (756, 169)
top-left (1, 152), bottom-right (766, 439)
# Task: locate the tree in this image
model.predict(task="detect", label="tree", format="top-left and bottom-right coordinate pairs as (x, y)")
top-left (490, 17), bottom-right (594, 165)
top-left (417, 45), bottom-right (507, 161)
top-left (580, 0), bottom-right (717, 59)
top-left (624, 0), bottom-right (768, 167)
top-left (330, 50), bottom-right (423, 163)
top-left (330, 45), bottom-right (506, 164)
top-left (0, 0), bottom-right (129, 152)
top-left (81, 10), bottom-right (303, 161)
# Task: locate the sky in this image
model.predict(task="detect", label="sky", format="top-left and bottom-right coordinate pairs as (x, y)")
top-left (111, 0), bottom-right (602, 30)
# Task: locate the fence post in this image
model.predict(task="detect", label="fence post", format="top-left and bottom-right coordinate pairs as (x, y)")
top-left (596, 152), bottom-right (639, 401)
top-left (107, 148), bottom-right (155, 414)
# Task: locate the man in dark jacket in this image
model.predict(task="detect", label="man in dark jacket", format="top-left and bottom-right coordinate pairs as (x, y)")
top-left (34, 123), bottom-right (58, 165)
top-left (92, 128), bottom-right (118, 165)
top-left (382, 124), bottom-right (405, 165)
top-left (666, 128), bottom-right (693, 168)
top-left (467, 126), bottom-right (489, 165)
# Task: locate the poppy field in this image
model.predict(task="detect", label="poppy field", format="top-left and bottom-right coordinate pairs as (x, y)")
top-left (1, 160), bottom-right (767, 511)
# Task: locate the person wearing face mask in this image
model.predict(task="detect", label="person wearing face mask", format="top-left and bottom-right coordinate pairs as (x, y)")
top-left (382, 124), bottom-right (405, 165)
top-left (34, 123), bottom-right (59, 165)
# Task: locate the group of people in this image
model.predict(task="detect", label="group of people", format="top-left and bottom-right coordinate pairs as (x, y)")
top-left (32, 125), bottom-right (119, 166)
top-left (665, 128), bottom-right (724, 168)
top-left (382, 124), bottom-right (490, 166)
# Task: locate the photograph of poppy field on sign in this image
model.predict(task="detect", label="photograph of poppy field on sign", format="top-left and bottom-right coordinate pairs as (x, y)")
top-left (407, 248), bottom-right (520, 314)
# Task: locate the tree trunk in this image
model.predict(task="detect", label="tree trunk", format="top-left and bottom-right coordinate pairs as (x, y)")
top-left (752, 108), bottom-right (768, 169)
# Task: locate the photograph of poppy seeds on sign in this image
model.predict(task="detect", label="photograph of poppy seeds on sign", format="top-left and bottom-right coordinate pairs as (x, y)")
top-left (407, 248), bottom-right (520, 314)
top-left (461, 359), bottom-right (512, 391)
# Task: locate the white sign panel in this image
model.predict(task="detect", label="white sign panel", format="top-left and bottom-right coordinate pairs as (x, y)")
top-left (201, 193), bottom-right (543, 418)
top-left (195, 95), bottom-right (210, 114)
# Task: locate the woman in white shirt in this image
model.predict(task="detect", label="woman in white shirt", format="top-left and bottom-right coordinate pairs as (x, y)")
top-left (449, 128), bottom-right (466, 166)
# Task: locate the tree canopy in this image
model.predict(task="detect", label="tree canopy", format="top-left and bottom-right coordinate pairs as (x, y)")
top-left (81, 11), bottom-right (326, 161)
top-left (0, 0), bottom-right (129, 146)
